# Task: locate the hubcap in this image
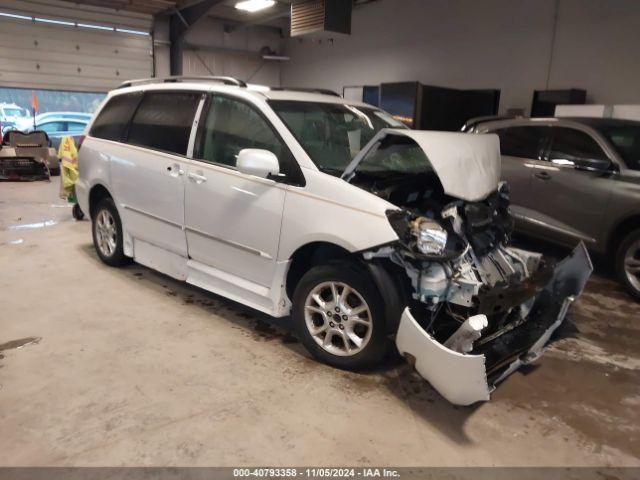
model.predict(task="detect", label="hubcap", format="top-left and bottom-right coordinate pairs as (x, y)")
top-left (95, 209), bottom-right (117, 258)
top-left (304, 281), bottom-right (373, 357)
top-left (624, 239), bottom-right (640, 292)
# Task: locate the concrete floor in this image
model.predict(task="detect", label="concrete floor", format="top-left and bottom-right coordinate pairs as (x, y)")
top-left (1, 180), bottom-right (639, 467)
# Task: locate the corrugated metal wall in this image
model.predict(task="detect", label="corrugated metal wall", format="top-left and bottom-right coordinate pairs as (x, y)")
top-left (0, 0), bottom-right (152, 92)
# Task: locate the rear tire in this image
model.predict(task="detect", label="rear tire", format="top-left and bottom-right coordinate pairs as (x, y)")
top-left (91, 197), bottom-right (130, 267)
top-left (292, 263), bottom-right (387, 370)
top-left (49, 167), bottom-right (60, 176)
top-left (615, 228), bottom-right (640, 301)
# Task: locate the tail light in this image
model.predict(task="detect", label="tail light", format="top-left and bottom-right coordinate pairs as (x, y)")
top-left (76, 135), bottom-right (85, 150)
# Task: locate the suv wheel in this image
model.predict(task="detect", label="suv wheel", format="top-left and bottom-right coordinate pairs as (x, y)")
top-left (92, 198), bottom-right (129, 267)
top-left (616, 229), bottom-right (640, 301)
top-left (292, 263), bottom-right (387, 370)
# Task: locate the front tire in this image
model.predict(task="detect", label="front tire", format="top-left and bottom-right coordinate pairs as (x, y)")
top-left (92, 198), bottom-right (129, 267)
top-left (292, 263), bottom-right (387, 370)
top-left (615, 229), bottom-right (640, 301)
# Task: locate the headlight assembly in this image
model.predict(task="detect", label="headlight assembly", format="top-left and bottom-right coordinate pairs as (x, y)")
top-left (411, 217), bottom-right (448, 256)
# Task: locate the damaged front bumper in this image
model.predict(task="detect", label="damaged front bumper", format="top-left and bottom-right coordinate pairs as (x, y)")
top-left (395, 242), bottom-right (592, 405)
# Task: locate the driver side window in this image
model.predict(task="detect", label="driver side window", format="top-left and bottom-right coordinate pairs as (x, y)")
top-left (549, 128), bottom-right (608, 167)
top-left (195, 95), bottom-right (286, 168)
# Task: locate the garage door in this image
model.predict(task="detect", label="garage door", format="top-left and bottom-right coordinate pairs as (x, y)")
top-left (0, 0), bottom-right (153, 92)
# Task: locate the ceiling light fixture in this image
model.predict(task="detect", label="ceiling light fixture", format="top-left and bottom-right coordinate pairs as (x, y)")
top-left (235, 0), bottom-right (276, 13)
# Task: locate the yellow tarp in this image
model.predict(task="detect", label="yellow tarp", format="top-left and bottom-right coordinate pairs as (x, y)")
top-left (58, 136), bottom-right (78, 200)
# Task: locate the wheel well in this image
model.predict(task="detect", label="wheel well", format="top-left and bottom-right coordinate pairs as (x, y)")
top-left (285, 242), bottom-right (353, 299)
top-left (88, 184), bottom-right (112, 219)
top-left (608, 215), bottom-right (640, 257)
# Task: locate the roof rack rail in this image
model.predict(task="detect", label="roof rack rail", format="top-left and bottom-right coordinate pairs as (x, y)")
top-left (118, 75), bottom-right (247, 89)
top-left (271, 87), bottom-right (342, 97)
top-left (460, 114), bottom-right (522, 132)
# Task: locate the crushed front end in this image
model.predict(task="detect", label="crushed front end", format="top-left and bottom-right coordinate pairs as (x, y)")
top-left (364, 186), bottom-right (592, 405)
top-left (347, 130), bottom-right (592, 405)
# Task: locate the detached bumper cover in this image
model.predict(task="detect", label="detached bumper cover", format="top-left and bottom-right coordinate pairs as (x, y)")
top-left (395, 242), bottom-right (592, 406)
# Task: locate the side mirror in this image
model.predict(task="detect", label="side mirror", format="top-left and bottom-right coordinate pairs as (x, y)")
top-left (575, 157), bottom-right (613, 172)
top-left (236, 149), bottom-right (280, 179)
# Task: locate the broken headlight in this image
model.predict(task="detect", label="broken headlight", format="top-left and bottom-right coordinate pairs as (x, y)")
top-left (411, 217), bottom-right (448, 256)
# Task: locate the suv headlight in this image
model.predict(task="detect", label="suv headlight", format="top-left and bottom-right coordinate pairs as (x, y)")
top-left (411, 217), bottom-right (448, 255)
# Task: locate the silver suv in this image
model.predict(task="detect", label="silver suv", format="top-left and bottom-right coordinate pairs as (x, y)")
top-left (468, 117), bottom-right (640, 299)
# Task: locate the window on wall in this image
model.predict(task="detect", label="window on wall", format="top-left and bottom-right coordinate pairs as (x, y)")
top-left (126, 91), bottom-right (202, 156)
top-left (494, 126), bottom-right (549, 159)
top-left (195, 95), bottom-right (289, 169)
top-left (90, 92), bottom-right (142, 142)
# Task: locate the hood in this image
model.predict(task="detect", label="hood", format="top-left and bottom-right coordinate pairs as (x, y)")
top-left (342, 129), bottom-right (501, 202)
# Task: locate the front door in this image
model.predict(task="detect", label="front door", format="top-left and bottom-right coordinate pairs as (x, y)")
top-left (526, 126), bottom-right (614, 247)
top-left (184, 94), bottom-right (291, 288)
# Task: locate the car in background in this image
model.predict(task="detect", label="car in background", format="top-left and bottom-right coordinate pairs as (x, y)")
top-left (0, 103), bottom-right (30, 133)
top-left (469, 117), bottom-right (640, 299)
top-left (13, 112), bottom-right (91, 150)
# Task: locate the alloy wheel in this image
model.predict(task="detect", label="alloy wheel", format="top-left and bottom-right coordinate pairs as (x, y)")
top-left (95, 209), bottom-right (117, 258)
top-left (304, 281), bottom-right (373, 357)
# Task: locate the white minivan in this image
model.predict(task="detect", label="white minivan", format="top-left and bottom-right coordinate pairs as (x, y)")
top-left (77, 76), bottom-right (591, 405)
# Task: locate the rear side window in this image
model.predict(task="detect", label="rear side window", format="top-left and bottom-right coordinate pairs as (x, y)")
top-left (90, 93), bottom-right (141, 142)
top-left (127, 91), bottom-right (201, 156)
top-left (494, 126), bottom-right (549, 159)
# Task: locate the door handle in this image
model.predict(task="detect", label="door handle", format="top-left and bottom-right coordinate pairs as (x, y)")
top-left (187, 172), bottom-right (207, 183)
top-left (534, 171), bottom-right (551, 181)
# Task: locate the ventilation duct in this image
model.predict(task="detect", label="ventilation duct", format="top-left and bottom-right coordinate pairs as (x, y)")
top-left (290, 0), bottom-right (352, 38)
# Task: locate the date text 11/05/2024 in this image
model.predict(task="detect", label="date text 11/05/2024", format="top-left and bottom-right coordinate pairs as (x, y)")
top-left (232, 468), bottom-right (401, 478)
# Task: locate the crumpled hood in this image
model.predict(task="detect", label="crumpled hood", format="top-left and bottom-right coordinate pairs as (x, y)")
top-left (342, 129), bottom-right (502, 202)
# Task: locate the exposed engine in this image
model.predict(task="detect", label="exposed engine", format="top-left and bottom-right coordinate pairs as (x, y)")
top-left (347, 130), bottom-right (591, 405)
top-left (357, 172), bottom-right (554, 365)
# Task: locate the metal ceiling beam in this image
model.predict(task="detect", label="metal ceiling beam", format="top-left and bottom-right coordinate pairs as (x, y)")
top-left (169, 0), bottom-right (225, 75)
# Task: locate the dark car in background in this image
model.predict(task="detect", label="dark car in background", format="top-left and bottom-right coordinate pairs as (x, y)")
top-left (469, 117), bottom-right (640, 299)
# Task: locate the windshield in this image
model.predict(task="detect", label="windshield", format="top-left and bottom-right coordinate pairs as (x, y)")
top-left (597, 124), bottom-right (640, 170)
top-left (354, 135), bottom-right (432, 178)
top-left (269, 100), bottom-right (405, 174)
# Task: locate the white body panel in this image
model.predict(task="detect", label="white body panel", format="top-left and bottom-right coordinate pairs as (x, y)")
top-left (184, 159), bottom-right (287, 288)
top-left (279, 168), bottom-right (398, 260)
top-left (109, 141), bottom-right (189, 258)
